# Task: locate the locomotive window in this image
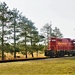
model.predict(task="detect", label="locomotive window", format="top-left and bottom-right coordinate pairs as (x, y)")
top-left (51, 40), bottom-right (56, 41)
top-left (73, 42), bottom-right (75, 44)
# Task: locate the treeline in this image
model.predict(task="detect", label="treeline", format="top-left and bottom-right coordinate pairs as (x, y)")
top-left (0, 2), bottom-right (44, 60)
top-left (0, 2), bottom-right (63, 60)
top-left (40, 23), bottom-right (63, 46)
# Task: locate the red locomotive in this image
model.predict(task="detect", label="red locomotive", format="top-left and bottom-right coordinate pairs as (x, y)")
top-left (45, 37), bottom-right (75, 57)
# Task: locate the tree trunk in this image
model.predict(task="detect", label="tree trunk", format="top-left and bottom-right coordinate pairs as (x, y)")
top-left (31, 37), bottom-right (34, 57)
top-left (2, 22), bottom-right (4, 60)
top-left (25, 32), bottom-right (27, 58)
top-left (36, 50), bottom-right (38, 57)
top-left (14, 21), bottom-right (16, 58)
top-left (31, 51), bottom-right (34, 57)
top-left (25, 49), bottom-right (27, 58)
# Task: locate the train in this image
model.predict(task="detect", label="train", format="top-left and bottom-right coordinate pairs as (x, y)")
top-left (45, 37), bottom-right (75, 57)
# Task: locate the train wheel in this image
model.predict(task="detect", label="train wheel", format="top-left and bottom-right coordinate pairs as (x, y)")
top-left (49, 50), bottom-right (55, 58)
top-left (72, 52), bottom-right (75, 56)
top-left (55, 51), bottom-right (60, 57)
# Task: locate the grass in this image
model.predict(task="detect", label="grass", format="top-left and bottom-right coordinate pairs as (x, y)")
top-left (0, 57), bottom-right (75, 75)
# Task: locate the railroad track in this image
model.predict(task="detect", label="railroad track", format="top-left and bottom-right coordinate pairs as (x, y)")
top-left (0, 56), bottom-right (75, 63)
top-left (0, 57), bottom-right (48, 63)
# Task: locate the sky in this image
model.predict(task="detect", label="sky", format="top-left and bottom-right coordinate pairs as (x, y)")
top-left (1, 0), bottom-right (75, 39)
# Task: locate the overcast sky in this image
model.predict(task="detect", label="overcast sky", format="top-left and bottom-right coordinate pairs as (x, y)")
top-left (1, 0), bottom-right (75, 39)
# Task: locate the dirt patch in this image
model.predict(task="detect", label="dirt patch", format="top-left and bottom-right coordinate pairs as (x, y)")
top-left (0, 52), bottom-right (45, 60)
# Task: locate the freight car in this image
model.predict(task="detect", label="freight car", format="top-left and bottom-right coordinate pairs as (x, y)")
top-left (45, 38), bottom-right (75, 57)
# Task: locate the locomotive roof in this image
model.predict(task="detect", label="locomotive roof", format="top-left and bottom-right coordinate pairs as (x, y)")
top-left (50, 37), bottom-right (72, 41)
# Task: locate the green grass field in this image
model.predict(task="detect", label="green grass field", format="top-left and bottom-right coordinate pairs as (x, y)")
top-left (0, 57), bottom-right (75, 75)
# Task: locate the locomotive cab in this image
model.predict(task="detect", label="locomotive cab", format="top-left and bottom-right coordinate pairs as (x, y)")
top-left (48, 38), bottom-right (56, 50)
top-left (45, 38), bottom-right (57, 57)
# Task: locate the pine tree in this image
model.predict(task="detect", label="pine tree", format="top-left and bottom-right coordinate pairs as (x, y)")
top-left (0, 2), bottom-right (9, 60)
